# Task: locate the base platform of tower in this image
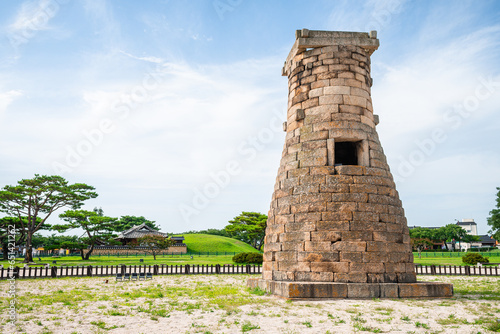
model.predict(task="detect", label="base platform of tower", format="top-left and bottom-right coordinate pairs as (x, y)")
top-left (247, 29), bottom-right (453, 299)
top-left (248, 278), bottom-right (453, 299)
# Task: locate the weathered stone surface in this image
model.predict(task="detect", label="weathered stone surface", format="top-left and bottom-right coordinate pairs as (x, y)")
top-left (255, 29), bottom-right (451, 298)
top-left (295, 271), bottom-right (334, 282)
top-left (347, 283), bottom-right (380, 298)
top-left (399, 282), bottom-right (453, 298)
top-left (247, 279), bottom-right (453, 299)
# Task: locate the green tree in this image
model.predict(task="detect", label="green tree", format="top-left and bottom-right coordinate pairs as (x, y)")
top-left (114, 216), bottom-right (160, 232)
top-left (487, 187), bottom-right (500, 240)
top-left (225, 212), bottom-right (267, 251)
top-left (30, 233), bottom-right (80, 255)
top-left (0, 216), bottom-right (28, 260)
top-left (409, 227), bottom-right (434, 240)
top-left (409, 224), bottom-right (470, 251)
top-left (437, 224), bottom-right (468, 251)
top-left (130, 235), bottom-right (175, 260)
top-left (462, 234), bottom-right (480, 244)
top-left (411, 238), bottom-right (434, 258)
top-left (53, 210), bottom-right (119, 260)
top-left (181, 228), bottom-right (230, 237)
top-left (0, 175), bottom-right (97, 263)
top-left (60, 241), bottom-right (88, 259)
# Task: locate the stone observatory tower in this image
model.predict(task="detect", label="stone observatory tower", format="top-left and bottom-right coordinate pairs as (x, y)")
top-left (248, 30), bottom-right (452, 299)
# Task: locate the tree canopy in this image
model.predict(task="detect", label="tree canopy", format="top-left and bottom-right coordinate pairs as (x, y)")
top-left (409, 224), bottom-right (478, 251)
top-left (487, 187), bottom-right (500, 240)
top-left (53, 210), bottom-right (119, 260)
top-left (0, 174), bottom-right (97, 262)
top-left (0, 216), bottom-right (29, 260)
top-left (224, 212), bottom-right (267, 251)
top-left (31, 233), bottom-right (79, 249)
top-left (114, 215), bottom-right (160, 232)
top-left (181, 228), bottom-right (230, 237)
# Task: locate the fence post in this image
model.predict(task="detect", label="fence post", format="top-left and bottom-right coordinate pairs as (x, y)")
top-left (121, 265), bottom-right (127, 275)
top-left (430, 265), bottom-right (436, 275)
top-left (153, 264), bottom-right (158, 275)
top-left (87, 265), bottom-right (93, 277)
top-left (216, 264), bottom-right (220, 274)
top-left (12, 266), bottom-right (20, 279)
top-left (51, 266), bottom-right (57, 278)
top-left (185, 264), bottom-right (190, 274)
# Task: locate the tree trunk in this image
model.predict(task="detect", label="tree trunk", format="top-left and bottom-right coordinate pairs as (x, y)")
top-left (80, 249), bottom-right (85, 260)
top-left (23, 233), bottom-right (33, 263)
top-left (258, 235), bottom-right (265, 251)
top-left (84, 244), bottom-right (94, 260)
top-left (1, 241), bottom-right (8, 260)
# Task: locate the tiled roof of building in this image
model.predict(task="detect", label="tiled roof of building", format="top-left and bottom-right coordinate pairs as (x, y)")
top-left (478, 235), bottom-right (497, 244)
top-left (116, 223), bottom-right (168, 239)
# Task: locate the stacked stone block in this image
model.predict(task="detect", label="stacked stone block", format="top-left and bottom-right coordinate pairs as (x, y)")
top-left (262, 30), bottom-right (416, 285)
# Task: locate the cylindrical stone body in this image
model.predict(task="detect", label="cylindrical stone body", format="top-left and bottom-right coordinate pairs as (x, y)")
top-left (262, 31), bottom-right (416, 284)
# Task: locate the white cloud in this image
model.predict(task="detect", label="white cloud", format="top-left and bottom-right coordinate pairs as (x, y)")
top-left (7, 0), bottom-right (61, 46)
top-left (10, 54), bottom-right (284, 231)
top-left (0, 90), bottom-right (22, 114)
top-left (374, 24), bottom-right (500, 161)
top-left (119, 50), bottom-right (164, 64)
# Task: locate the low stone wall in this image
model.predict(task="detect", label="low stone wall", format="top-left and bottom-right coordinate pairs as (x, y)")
top-left (91, 246), bottom-right (187, 255)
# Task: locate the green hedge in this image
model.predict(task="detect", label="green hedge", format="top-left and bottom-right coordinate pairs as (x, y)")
top-left (232, 252), bottom-right (263, 264)
top-left (462, 252), bottom-right (489, 265)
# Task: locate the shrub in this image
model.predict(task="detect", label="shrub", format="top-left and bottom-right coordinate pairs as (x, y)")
top-left (462, 252), bottom-right (489, 265)
top-left (232, 252), bottom-right (263, 264)
top-left (232, 252), bottom-right (248, 263)
top-left (245, 252), bottom-right (263, 264)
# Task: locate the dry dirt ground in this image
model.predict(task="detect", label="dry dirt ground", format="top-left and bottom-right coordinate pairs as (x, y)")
top-left (1, 274), bottom-right (499, 334)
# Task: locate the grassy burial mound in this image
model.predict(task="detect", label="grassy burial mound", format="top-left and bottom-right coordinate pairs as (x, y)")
top-left (183, 234), bottom-right (260, 254)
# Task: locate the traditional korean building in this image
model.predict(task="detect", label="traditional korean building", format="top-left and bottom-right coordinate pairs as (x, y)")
top-left (115, 223), bottom-right (169, 245)
top-left (92, 223), bottom-right (187, 255)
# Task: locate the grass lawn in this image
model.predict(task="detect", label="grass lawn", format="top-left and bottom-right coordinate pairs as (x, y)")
top-left (1, 254), bottom-right (242, 268)
top-left (413, 251), bottom-right (500, 266)
top-left (414, 256), bottom-right (500, 266)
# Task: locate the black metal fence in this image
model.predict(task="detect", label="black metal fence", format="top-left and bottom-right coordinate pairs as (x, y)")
top-left (416, 264), bottom-right (500, 276)
top-left (0, 264), bottom-right (262, 280)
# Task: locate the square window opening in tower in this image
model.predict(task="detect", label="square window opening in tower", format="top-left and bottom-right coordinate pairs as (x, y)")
top-left (335, 141), bottom-right (359, 166)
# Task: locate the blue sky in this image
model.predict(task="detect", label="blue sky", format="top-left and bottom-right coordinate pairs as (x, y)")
top-left (0, 0), bottom-right (499, 236)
